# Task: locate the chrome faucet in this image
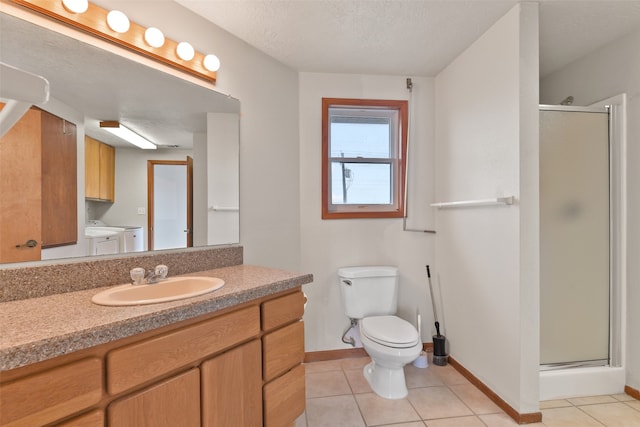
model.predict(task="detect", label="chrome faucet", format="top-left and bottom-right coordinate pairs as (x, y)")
top-left (144, 269), bottom-right (162, 284)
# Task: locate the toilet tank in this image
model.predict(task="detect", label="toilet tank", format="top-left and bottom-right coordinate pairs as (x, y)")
top-left (338, 266), bottom-right (399, 319)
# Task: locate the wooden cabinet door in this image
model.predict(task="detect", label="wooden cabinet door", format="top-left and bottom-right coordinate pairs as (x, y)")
top-left (0, 108), bottom-right (42, 263)
top-left (57, 410), bottom-right (104, 427)
top-left (85, 136), bottom-right (100, 199)
top-left (85, 136), bottom-right (114, 202)
top-left (201, 339), bottom-right (262, 427)
top-left (41, 110), bottom-right (77, 248)
top-left (99, 142), bottom-right (115, 202)
top-left (108, 369), bottom-right (200, 427)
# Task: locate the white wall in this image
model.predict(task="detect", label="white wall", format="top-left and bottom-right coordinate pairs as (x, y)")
top-left (299, 73), bottom-right (436, 351)
top-left (92, 0), bottom-right (302, 270)
top-left (207, 113), bottom-right (240, 245)
top-left (540, 27), bottom-right (640, 392)
top-left (434, 3), bottom-right (539, 414)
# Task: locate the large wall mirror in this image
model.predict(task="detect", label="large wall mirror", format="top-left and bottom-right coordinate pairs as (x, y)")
top-left (0, 11), bottom-right (240, 265)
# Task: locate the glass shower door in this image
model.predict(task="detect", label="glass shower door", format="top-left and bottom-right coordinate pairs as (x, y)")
top-left (539, 107), bottom-right (610, 367)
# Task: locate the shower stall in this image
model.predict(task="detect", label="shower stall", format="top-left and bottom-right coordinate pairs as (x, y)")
top-left (539, 100), bottom-right (626, 399)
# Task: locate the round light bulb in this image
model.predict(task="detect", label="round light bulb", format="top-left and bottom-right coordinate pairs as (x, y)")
top-left (144, 27), bottom-right (165, 48)
top-left (62, 0), bottom-right (88, 13)
top-left (176, 42), bottom-right (195, 61)
top-left (203, 54), bottom-right (220, 72)
top-left (107, 10), bottom-right (130, 33)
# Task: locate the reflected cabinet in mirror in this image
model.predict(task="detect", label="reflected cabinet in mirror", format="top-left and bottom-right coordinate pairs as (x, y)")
top-left (0, 12), bottom-right (240, 265)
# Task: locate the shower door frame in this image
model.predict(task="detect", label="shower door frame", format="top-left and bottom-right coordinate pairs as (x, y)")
top-left (539, 99), bottom-right (626, 372)
top-left (594, 95), bottom-right (627, 372)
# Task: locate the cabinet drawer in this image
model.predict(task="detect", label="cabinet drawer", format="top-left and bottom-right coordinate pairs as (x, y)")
top-left (107, 305), bottom-right (260, 395)
top-left (263, 321), bottom-right (304, 382)
top-left (0, 358), bottom-right (102, 427)
top-left (261, 291), bottom-right (304, 332)
top-left (263, 364), bottom-right (305, 427)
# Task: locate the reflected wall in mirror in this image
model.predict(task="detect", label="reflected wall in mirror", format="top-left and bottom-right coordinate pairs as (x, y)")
top-left (0, 11), bottom-right (240, 265)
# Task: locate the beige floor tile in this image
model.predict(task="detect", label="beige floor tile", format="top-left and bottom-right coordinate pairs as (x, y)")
top-left (344, 368), bottom-right (374, 394)
top-left (305, 395), bottom-right (365, 427)
top-left (295, 411), bottom-right (307, 427)
top-left (480, 413), bottom-right (545, 427)
top-left (342, 356), bottom-right (371, 370)
top-left (580, 402), bottom-right (640, 426)
top-left (541, 406), bottom-right (603, 427)
top-left (380, 423), bottom-right (426, 427)
top-left (568, 395), bottom-right (617, 406)
top-left (303, 356), bottom-right (638, 427)
top-left (407, 386), bottom-right (474, 420)
top-left (425, 415), bottom-right (486, 426)
top-left (431, 364), bottom-right (471, 386)
top-left (404, 364), bottom-right (445, 389)
top-left (626, 399), bottom-right (640, 411)
top-left (355, 392), bottom-right (421, 426)
top-left (306, 370), bottom-right (352, 398)
top-left (540, 399), bottom-right (572, 409)
top-left (612, 393), bottom-right (635, 402)
top-left (304, 359), bottom-right (344, 374)
top-left (450, 383), bottom-right (502, 414)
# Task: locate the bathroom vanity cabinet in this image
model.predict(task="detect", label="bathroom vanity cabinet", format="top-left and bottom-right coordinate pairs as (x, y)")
top-left (0, 289), bottom-right (306, 427)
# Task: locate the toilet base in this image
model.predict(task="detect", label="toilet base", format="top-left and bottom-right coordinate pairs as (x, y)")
top-left (363, 361), bottom-right (408, 399)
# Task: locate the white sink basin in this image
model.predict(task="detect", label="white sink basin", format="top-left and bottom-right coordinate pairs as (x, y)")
top-left (91, 276), bottom-right (224, 306)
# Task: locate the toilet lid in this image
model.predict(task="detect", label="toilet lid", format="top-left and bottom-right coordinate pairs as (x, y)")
top-left (361, 316), bottom-right (419, 348)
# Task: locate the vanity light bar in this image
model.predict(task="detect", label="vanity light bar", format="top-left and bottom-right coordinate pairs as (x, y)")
top-left (10, 0), bottom-right (219, 82)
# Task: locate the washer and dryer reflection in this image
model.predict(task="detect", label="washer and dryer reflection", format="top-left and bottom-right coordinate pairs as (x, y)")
top-left (85, 220), bottom-right (144, 254)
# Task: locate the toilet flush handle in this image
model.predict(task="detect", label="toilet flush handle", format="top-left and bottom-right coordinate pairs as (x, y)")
top-left (343, 279), bottom-right (352, 286)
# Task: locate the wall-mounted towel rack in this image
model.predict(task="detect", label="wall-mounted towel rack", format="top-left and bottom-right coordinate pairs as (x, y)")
top-left (430, 196), bottom-right (514, 209)
top-left (209, 206), bottom-right (239, 212)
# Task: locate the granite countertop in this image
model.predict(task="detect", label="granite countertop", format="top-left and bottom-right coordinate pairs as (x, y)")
top-left (0, 264), bottom-right (313, 372)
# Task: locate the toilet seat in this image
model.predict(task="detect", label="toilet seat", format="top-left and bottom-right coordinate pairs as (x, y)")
top-left (360, 315), bottom-right (419, 348)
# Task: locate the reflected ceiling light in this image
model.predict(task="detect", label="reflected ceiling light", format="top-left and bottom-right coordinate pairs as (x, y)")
top-left (176, 42), bottom-right (195, 61)
top-left (61, 0), bottom-right (88, 13)
top-left (106, 10), bottom-right (130, 33)
top-left (203, 54), bottom-right (221, 72)
top-left (144, 27), bottom-right (165, 48)
top-left (100, 121), bottom-right (156, 150)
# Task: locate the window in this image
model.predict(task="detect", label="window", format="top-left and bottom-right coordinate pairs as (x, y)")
top-left (322, 98), bottom-right (408, 219)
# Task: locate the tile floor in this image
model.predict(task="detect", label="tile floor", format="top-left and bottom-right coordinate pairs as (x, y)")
top-left (295, 354), bottom-right (640, 427)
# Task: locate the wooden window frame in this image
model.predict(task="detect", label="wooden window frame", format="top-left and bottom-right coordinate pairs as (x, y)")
top-left (322, 97), bottom-right (408, 219)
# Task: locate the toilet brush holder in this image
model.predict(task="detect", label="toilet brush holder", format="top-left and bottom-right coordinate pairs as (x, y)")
top-left (432, 334), bottom-right (448, 366)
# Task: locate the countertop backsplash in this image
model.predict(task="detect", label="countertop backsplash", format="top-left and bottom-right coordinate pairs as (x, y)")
top-left (0, 245), bottom-right (243, 303)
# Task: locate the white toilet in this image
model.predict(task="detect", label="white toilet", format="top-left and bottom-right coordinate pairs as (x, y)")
top-left (338, 266), bottom-right (422, 399)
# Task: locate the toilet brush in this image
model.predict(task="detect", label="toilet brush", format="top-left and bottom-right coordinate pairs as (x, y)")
top-left (426, 265), bottom-right (448, 366)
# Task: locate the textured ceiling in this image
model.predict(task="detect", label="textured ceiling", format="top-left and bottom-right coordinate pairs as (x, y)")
top-left (176, 0), bottom-right (640, 78)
